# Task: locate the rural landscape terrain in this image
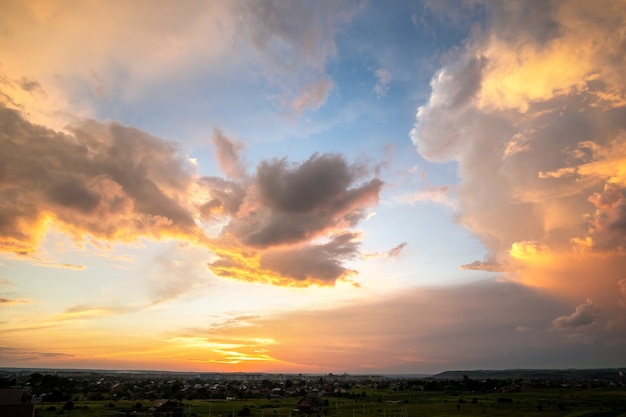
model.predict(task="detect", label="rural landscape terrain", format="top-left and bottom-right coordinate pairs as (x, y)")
top-left (1, 368), bottom-right (625, 416)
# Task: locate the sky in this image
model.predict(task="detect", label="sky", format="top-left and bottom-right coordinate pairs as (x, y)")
top-left (1, 0), bottom-right (626, 375)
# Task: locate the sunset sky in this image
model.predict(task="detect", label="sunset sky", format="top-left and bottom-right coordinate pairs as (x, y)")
top-left (1, 0), bottom-right (626, 375)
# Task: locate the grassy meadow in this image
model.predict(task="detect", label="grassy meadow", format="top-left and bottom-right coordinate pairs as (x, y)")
top-left (32, 386), bottom-right (626, 417)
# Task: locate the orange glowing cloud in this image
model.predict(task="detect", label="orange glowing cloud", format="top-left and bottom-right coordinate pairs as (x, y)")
top-left (477, 1), bottom-right (626, 113)
top-left (411, 0), bottom-right (626, 315)
top-left (0, 1), bottom-right (357, 130)
top-left (0, 104), bottom-right (384, 287)
top-left (202, 142), bottom-right (384, 286)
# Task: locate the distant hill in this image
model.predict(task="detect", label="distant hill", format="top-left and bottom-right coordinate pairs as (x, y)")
top-left (430, 368), bottom-right (625, 381)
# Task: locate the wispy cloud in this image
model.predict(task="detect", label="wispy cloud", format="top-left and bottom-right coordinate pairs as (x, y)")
top-left (290, 77), bottom-right (334, 113)
top-left (0, 297), bottom-right (32, 306)
top-left (395, 185), bottom-right (454, 207)
top-left (167, 279), bottom-right (625, 372)
top-left (0, 346), bottom-right (73, 362)
top-left (363, 242), bottom-right (408, 259)
top-left (460, 259), bottom-right (506, 272)
top-left (374, 68), bottom-right (392, 98)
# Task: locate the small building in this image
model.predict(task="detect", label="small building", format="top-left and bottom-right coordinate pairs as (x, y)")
top-left (0, 389), bottom-right (35, 417)
top-left (296, 393), bottom-right (325, 414)
top-left (150, 399), bottom-right (174, 416)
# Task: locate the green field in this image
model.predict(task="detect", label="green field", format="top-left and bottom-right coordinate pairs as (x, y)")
top-left (32, 387), bottom-right (626, 417)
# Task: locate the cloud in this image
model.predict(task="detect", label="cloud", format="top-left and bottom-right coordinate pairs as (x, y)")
top-left (587, 182), bottom-right (626, 250)
top-left (197, 176), bottom-right (247, 221)
top-left (0, 104), bottom-right (383, 287)
top-left (241, 0), bottom-right (355, 76)
top-left (0, 0), bottom-right (357, 128)
top-left (460, 259), bottom-right (505, 272)
top-left (222, 153), bottom-right (383, 249)
top-left (386, 242), bottom-right (408, 258)
top-left (211, 130), bottom-right (247, 180)
top-left (208, 151), bottom-right (384, 286)
top-left (258, 232), bottom-right (360, 284)
top-left (552, 299), bottom-right (599, 330)
top-left (0, 346), bottom-right (73, 362)
top-left (0, 104), bottom-right (199, 254)
top-left (170, 279), bottom-right (626, 372)
top-left (409, 0), bottom-right (626, 307)
top-left (0, 297), bottom-right (32, 306)
top-left (618, 278), bottom-right (626, 308)
top-left (290, 77), bottom-right (334, 113)
top-left (374, 68), bottom-right (392, 98)
top-left (145, 243), bottom-right (212, 305)
top-left (363, 242), bottom-right (408, 259)
top-left (396, 185), bottom-right (454, 207)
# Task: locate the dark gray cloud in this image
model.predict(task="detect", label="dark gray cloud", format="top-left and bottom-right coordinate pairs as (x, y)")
top-left (552, 299), bottom-right (599, 330)
top-left (227, 153), bottom-right (383, 248)
top-left (198, 176), bottom-right (246, 220)
top-left (257, 154), bottom-right (353, 213)
top-left (259, 232), bottom-right (359, 283)
top-left (19, 77), bottom-right (44, 93)
top-left (203, 141), bottom-right (384, 285)
top-left (0, 104), bottom-right (199, 253)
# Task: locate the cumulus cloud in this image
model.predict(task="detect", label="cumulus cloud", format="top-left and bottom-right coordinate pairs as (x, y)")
top-left (223, 153), bottom-right (382, 248)
top-left (258, 233), bottom-right (360, 284)
top-left (409, 0), bottom-right (626, 305)
top-left (0, 104), bottom-right (383, 287)
top-left (552, 299), bottom-right (599, 330)
top-left (209, 150), bottom-right (384, 286)
top-left (587, 182), bottom-right (626, 250)
top-left (0, 105), bottom-right (199, 254)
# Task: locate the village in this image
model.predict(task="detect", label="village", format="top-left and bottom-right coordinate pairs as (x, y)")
top-left (1, 368), bottom-right (625, 416)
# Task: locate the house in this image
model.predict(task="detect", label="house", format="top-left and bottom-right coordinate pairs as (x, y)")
top-left (296, 392), bottom-right (325, 414)
top-left (0, 389), bottom-right (35, 417)
top-left (150, 399), bottom-right (174, 416)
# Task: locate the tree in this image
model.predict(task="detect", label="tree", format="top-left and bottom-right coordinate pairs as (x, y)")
top-left (63, 400), bottom-right (75, 415)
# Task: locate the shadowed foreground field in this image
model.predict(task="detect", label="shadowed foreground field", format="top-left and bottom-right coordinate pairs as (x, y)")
top-left (33, 387), bottom-right (626, 417)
